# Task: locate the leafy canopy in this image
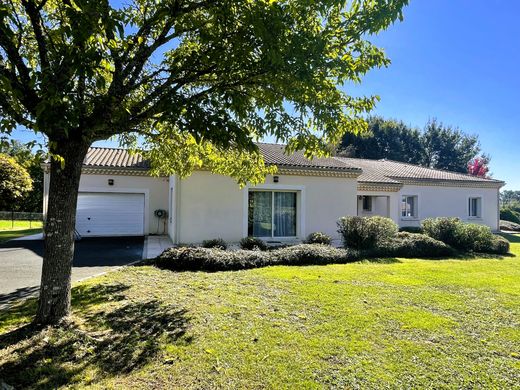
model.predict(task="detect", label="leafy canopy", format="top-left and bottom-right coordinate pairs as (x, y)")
top-left (0, 0), bottom-right (408, 185)
top-left (0, 153), bottom-right (33, 210)
top-left (338, 116), bottom-right (486, 173)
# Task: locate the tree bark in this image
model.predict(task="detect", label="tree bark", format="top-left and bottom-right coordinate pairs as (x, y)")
top-left (34, 139), bottom-right (90, 325)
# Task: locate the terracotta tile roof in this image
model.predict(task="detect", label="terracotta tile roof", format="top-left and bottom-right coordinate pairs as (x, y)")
top-left (84, 147), bottom-right (149, 169)
top-left (257, 143), bottom-right (360, 171)
top-left (335, 157), bottom-right (504, 185)
top-left (82, 145), bottom-right (504, 186)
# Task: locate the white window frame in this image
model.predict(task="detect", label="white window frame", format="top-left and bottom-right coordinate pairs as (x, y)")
top-left (243, 184), bottom-right (305, 240)
top-left (468, 196), bottom-right (482, 219)
top-left (401, 195), bottom-right (418, 220)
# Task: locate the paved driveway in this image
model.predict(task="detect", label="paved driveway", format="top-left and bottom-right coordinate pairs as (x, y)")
top-left (0, 237), bottom-right (144, 308)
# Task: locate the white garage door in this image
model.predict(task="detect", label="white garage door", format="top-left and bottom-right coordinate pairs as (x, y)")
top-left (76, 192), bottom-right (145, 237)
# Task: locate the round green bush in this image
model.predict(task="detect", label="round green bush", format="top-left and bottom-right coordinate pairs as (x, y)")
top-left (201, 238), bottom-right (227, 250)
top-left (500, 207), bottom-right (520, 224)
top-left (337, 216), bottom-right (398, 250)
top-left (305, 232), bottom-right (332, 245)
top-left (378, 232), bottom-right (454, 258)
top-left (240, 237), bottom-right (268, 251)
top-left (422, 217), bottom-right (461, 247)
top-left (488, 235), bottom-right (510, 254)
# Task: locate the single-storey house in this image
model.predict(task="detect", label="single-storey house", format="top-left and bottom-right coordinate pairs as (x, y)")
top-left (42, 143), bottom-right (504, 244)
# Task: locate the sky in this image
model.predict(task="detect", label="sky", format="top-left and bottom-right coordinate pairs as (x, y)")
top-left (7, 0), bottom-right (520, 189)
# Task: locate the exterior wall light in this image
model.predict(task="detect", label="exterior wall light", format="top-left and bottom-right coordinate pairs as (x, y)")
top-left (273, 176), bottom-right (279, 183)
top-left (108, 179), bottom-right (114, 186)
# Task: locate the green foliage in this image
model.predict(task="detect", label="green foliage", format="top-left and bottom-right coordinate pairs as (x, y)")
top-left (422, 217), bottom-right (509, 254)
top-left (338, 117), bottom-right (483, 173)
top-left (304, 232), bottom-right (332, 245)
top-left (0, 0), bottom-right (408, 184)
top-left (500, 220), bottom-right (520, 232)
top-left (337, 216), bottom-right (398, 250)
top-left (154, 244), bottom-right (360, 271)
top-left (201, 238), bottom-right (227, 250)
top-left (0, 154), bottom-right (33, 210)
top-left (0, 139), bottom-right (44, 212)
top-left (239, 237), bottom-right (268, 251)
top-left (422, 217), bottom-right (461, 248)
top-left (488, 235), bottom-right (510, 255)
top-left (500, 190), bottom-right (520, 205)
top-left (377, 232), bottom-right (454, 258)
top-left (500, 207), bottom-right (520, 224)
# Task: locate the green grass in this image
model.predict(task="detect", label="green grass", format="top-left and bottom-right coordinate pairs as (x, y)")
top-left (1, 235), bottom-right (519, 389)
top-left (0, 219), bottom-right (43, 230)
top-left (0, 220), bottom-right (43, 243)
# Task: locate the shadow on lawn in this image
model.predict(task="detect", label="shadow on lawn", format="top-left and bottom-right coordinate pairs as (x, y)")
top-left (0, 283), bottom-right (191, 389)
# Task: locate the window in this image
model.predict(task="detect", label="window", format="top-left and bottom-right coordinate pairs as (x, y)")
top-left (248, 191), bottom-right (297, 237)
top-left (401, 195), bottom-right (418, 218)
top-left (362, 196), bottom-right (372, 212)
top-left (469, 197), bottom-right (482, 218)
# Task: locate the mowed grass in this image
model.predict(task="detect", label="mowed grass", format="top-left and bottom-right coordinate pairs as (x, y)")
top-left (0, 220), bottom-right (43, 243)
top-left (0, 236), bottom-right (519, 389)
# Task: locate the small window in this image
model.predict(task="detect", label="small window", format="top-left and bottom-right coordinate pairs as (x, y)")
top-left (401, 195), bottom-right (418, 218)
top-left (469, 197), bottom-right (482, 218)
top-left (362, 196), bottom-right (372, 212)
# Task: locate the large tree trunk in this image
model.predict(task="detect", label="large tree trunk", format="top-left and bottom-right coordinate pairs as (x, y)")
top-left (34, 139), bottom-right (90, 325)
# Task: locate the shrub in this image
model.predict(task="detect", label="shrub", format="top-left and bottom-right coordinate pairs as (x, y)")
top-left (423, 217), bottom-right (510, 254)
top-left (201, 238), bottom-right (227, 250)
top-left (422, 217), bottom-right (461, 247)
top-left (488, 235), bottom-right (510, 255)
top-left (377, 232), bottom-right (454, 258)
top-left (500, 207), bottom-right (520, 224)
top-left (500, 220), bottom-right (520, 232)
top-left (454, 223), bottom-right (494, 252)
top-left (155, 247), bottom-right (269, 271)
top-left (272, 244), bottom-right (359, 265)
top-left (305, 232), bottom-right (332, 245)
top-left (154, 244), bottom-right (360, 272)
top-left (240, 237), bottom-right (268, 251)
top-left (399, 226), bottom-right (423, 234)
top-left (337, 216), bottom-right (398, 250)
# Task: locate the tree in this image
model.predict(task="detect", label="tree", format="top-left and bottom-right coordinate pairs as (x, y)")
top-left (0, 153), bottom-right (33, 210)
top-left (421, 119), bottom-right (481, 173)
top-left (501, 190), bottom-right (520, 206)
top-left (337, 116), bottom-right (424, 163)
top-left (0, 0), bottom-right (408, 324)
top-left (337, 117), bottom-right (484, 172)
top-left (467, 155), bottom-right (490, 178)
top-left (0, 138), bottom-right (44, 212)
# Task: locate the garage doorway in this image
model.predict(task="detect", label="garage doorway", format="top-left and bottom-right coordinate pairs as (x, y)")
top-left (76, 192), bottom-right (145, 237)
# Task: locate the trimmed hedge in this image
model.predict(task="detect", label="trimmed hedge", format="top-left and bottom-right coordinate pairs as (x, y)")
top-left (201, 238), bottom-right (227, 250)
top-left (239, 237), bottom-right (268, 251)
top-left (305, 232), bottom-right (332, 245)
top-left (500, 207), bottom-right (520, 224)
top-left (500, 219), bottom-right (520, 232)
top-left (422, 217), bottom-right (510, 254)
top-left (377, 232), bottom-right (454, 258)
top-left (154, 244), bottom-right (361, 272)
top-left (337, 216), bottom-right (398, 250)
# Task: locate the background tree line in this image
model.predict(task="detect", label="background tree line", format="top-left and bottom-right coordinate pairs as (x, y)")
top-left (337, 116), bottom-right (490, 174)
top-left (0, 138), bottom-right (43, 212)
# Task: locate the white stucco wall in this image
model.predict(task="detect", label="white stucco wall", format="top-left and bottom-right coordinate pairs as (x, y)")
top-left (173, 171), bottom-right (358, 244)
top-left (396, 185), bottom-right (500, 231)
top-left (43, 170), bottom-right (169, 235)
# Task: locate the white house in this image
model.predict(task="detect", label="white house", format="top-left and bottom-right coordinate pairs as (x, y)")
top-left (42, 143), bottom-right (504, 244)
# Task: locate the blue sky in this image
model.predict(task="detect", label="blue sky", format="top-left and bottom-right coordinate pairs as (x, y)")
top-left (8, 0), bottom-right (520, 189)
top-left (346, 0), bottom-right (520, 189)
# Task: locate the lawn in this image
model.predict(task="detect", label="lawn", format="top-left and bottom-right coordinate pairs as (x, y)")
top-left (0, 220), bottom-right (43, 243)
top-left (0, 235), bottom-right (519, 389)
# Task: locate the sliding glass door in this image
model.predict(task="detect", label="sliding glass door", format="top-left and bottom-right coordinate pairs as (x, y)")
top-left (248, 191), bottom-right (297, 238)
